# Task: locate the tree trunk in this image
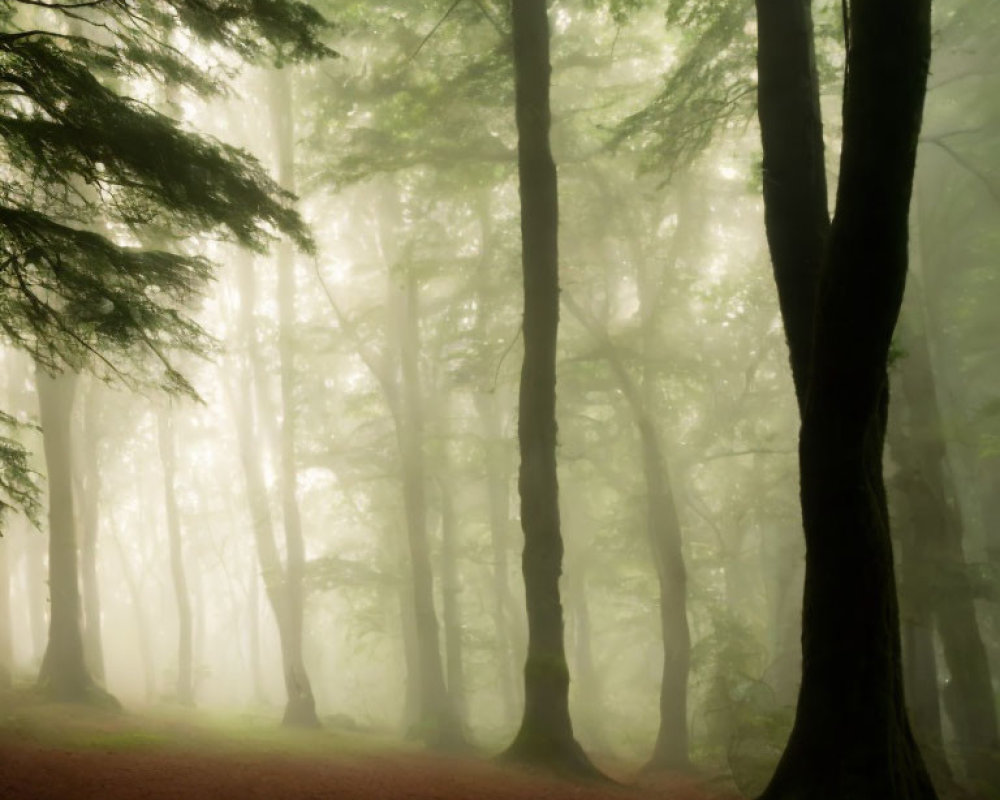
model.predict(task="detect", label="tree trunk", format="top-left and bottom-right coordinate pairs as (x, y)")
top-left (268, 67), bottom-right (319, 729)
top-left (233, 249), bottom-right (316, 727)
top-left (753, 0), bottom-right (829, 411)
top-left (0, 525), bottom-right (11, 688)
top-left (110, 528), bottom-right (155, 702)
top-left (438, 474), bottom-right (466, 729)
top-left (157, 407), bottom-right (194, 706)
top-left (397, 272), bottom-right (463, 748)
top-left (77, 381), bottom-right (105, 685)
top-left (36, 369), bottom-right (115, 706)
top-left (503, 0), bottom-right (593, 775)
top-left (756, 0), bottom-right (936, 796)
top-left (562, 293), bottom-right (691, 770)
top-left (893, 310), bottom-right (1000, 784)
top-left (639, 416), bottom-right (691, 771)
top-left (888, 396), bottom-right (949, 779)
top-left (475, 392), bottom-right (521, 729)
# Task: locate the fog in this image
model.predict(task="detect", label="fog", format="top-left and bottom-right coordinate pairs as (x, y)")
top-left (1, 0), bottom-right (998, 797)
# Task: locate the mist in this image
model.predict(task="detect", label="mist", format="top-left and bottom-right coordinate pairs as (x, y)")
top-left (0, 1), bottom-right (997, 799)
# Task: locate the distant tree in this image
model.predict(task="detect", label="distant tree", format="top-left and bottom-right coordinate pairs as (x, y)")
top-left (754, 0), bottom-right (937, 797)
top-left (157, 406), bottom-right (194, 706)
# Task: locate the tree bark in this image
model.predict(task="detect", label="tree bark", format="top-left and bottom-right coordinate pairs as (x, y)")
top-left (754, 0), bottom-right (829, 411)
top-left (755, 0), bottom-right (936, 796)
top-left (268, 67), bottom-right (319, 729)
top-left (157, 407), bottom-right (194, 706)
top-left (503, 0), bottom-right (594, 775)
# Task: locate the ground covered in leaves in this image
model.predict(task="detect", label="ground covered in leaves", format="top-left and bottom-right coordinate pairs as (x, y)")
top-left (0, 697), bottom-right (742, 800)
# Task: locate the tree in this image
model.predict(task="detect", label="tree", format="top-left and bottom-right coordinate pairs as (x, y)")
top-left (754, 0), bottom-right (937, 797)
top-left (157, 406), bottom-right (194, 706)
top-left (267, 67), bottom-right (320, 728)
top-left (502, 0), bottom-right (594, 775)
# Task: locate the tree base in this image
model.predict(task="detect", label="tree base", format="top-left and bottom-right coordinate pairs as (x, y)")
top-left (282, 698), bottom-right (321, 729)
top-left (36, 675), bottom-right (121, 711)
top-left (500, 728), bottom-right (610, 783)
top-left (641, 751), bottom-right (694, 775)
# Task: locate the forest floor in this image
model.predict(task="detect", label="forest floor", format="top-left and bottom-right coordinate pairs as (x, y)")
top-left (0, 694), bottom-right (744, 800)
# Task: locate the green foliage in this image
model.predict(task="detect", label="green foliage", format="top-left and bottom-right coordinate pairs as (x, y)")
top-left (610, 0), bottom-right (757, 177)
top-left (0, 409), bottom-right (39, 526)
top-left (0, 0), bottom-right (333, 521)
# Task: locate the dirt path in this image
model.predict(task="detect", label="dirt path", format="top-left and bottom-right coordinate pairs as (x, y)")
top-left (0, 739), bottom-right (740, 800)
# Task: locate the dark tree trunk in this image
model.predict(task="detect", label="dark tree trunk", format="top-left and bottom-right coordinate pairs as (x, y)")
top-left (754, 0), bottom-right (829, 410)
top-left (755, 0), bottom-right (936, 797)
top-left (36, 370), bottom-right (115, 706)
top-left (268, 67), bottom-right (319, 729)
top-left (77, 382), bottom-right (105, 685)
top-left (157, 408), bottom-right (194, 706)
top-left (397, 273), bottom-right (463, 748)
top-left (503, 0), bottom-right (593, 775)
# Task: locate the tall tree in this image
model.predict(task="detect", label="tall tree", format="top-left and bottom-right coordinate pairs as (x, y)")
top-left (157, 406), bottom-right (194, 706)
top-left (35, 369), bottom-right (113, 703)
top-left (232, 250), bottom-right (318, 727)
top-left (267, 67), bottom-right (320, 728)
top-left (755, 0), bottom-right (937, 797)
top-left (76, 380), bottom-right (105, 685)
top-left (502, 0), bottom-right (594, 774)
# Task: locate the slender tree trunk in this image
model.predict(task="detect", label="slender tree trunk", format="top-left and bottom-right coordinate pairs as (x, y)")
top-left (397, 272), bottom-right (463, 748)
top-left (248, 560), bottom-right (267, 705)
top-left (77, 382), bottom-right (105, 685)
top-left (756, 0), bottom-right (936, 796)
top-left (888, 400), bottom-right (949, 778)
top-left (562, 293), bottom-right (691, 770)
top-left (438, 474), bottom-right (466, 729)
top-left (36, 370), bottom-right (114, 706)
top-left (157, 407), bottom-right (194, 706)
top-left (565, 556), bottom-right (607, 754)
top-left (893, 310), bottom-right (999, 783)
top-left (233, 250), bottom-right (317, 727)
top-left (268, 67), bottom-right (319, 729)
top-left (24, 520), bottom-right (46, 666)
top-left (0, 527), bottom-right (11, 688)
top-left (475, 392), bottom-right (521, 728)
top-left (110, 527), bottom-right (155, 702)
top-left (503, 1), bottom-right (594, 774)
